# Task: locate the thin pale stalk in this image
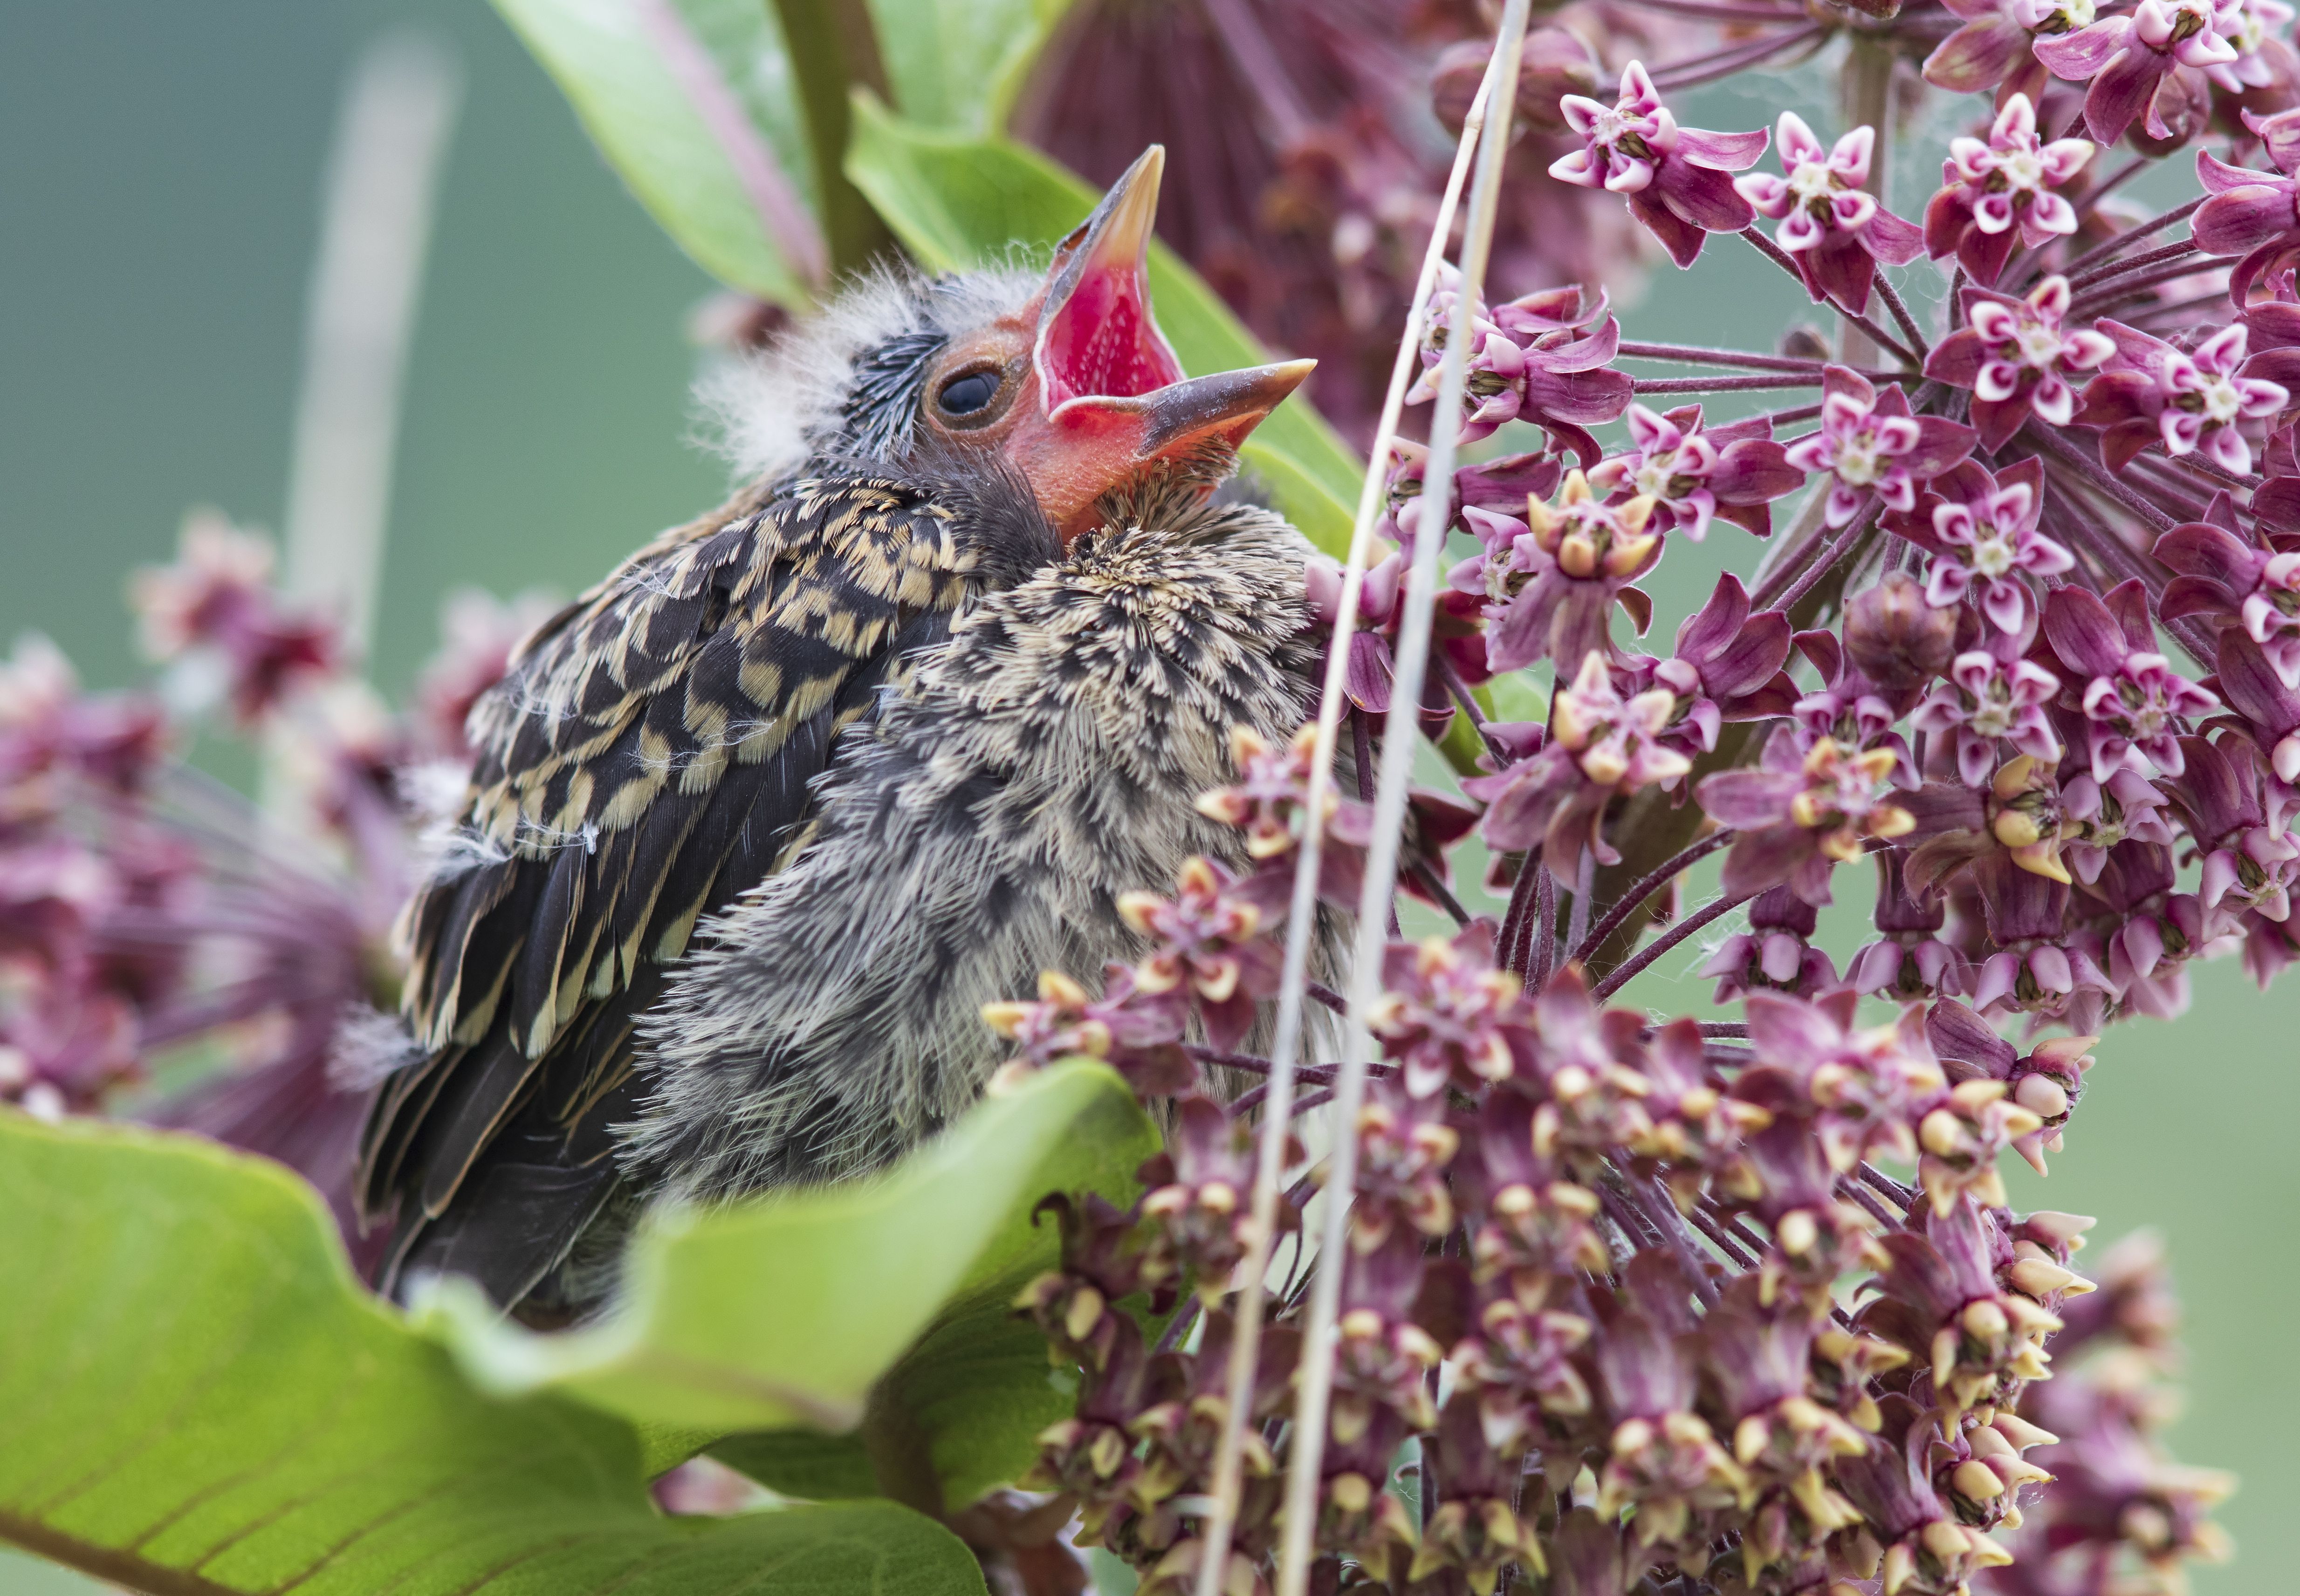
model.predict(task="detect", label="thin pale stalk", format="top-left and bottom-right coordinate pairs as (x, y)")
top-left (1188, 59), bottom-right (1497, 1596)
top-left (1278, 11), bottom-right (1531, 1587)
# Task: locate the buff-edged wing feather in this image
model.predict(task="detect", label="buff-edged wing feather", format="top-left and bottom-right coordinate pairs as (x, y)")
top-left (356, 472), bottom-right (1034, 1300)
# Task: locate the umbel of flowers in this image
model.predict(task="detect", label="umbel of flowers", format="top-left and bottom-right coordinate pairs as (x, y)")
top-left (985, 14), bottom-right (2300, 1589)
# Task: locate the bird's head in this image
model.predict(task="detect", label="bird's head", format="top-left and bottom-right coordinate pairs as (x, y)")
top-left (708, 147), bottom-right (1314, 543)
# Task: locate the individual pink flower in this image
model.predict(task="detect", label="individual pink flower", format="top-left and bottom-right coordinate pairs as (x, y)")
top-left (1845, 850), bottom-right (1974, 1000)
top-left (2061, 764), bottom-right (2179, 883)
top-left (1700, 884), bottom-right (1839, 1000)
top-left (2155, 491), bottom-right (2300, 687)
top-left (1456, 469), bottom-right (1662, 672)
top-left (1922, 0), bottom-right (2091, 107)
top-left (1467, 650), bottom-right (1692, 884)
top-left (1550, 62), bottom-right (1771, 268)
top-left (1412, 276), bottom-right (1632, 459)
top-left (1966, 853), bottom-right (2114, 1023)
top-left (1733, 115), bottom-right (1927, 314)
top-left (1923, 276), bottom-right (2115, 451)
top-left (1902, 459), bottom-right (2075, 634)
top-left (1922, 96), bottom-right (2094, 286)
top-left (2033, 0), bottom-right (2245, 144)
top-left (2073, 319), bottom-right (2289, 474)
top-left (2211, 628), bottom-right (2300, 784)
top-left (127, 513), bottom-right (340, 726)
top-left (2041, 582), bottom-right (2220, 779)
top-left (2204, 0), bottom-right (2298, 90)
top-left (1782, 368), bottom-right (1979, 530)
top-left (2160, 733), bottom-right (2300, 925)
top-left (1613, 574), bottom-right (1797, 769)
top-left (2192, 117), bottom-right (2300, 303)
top-left (1699, 726), bottom-right (1918, 906)
top-left (1912, 638), bottom-right (2064, 788)
top-left (1585, 403), bottom-right (1802, 541)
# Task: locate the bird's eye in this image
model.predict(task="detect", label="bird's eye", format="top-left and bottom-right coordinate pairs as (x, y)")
top-left (934, 368), bottom-right (1003, 422)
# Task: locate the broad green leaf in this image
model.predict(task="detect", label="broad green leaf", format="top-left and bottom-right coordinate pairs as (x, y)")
top-left (864, 0), bottom-right (1077, 134)
top-left (845, 97), bottom-right (1366, 556)
top-left (493, 0), bottom-right (827, 306)
top-left (421, 1061), bottom-right (1157, 1507)
top-left (0, 1113), bottom-right (985, 1596)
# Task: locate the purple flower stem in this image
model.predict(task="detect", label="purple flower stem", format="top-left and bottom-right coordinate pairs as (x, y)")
top-left (1839, 1177), bottom-right (1904, 1231)
top-left (2129, 288), bottom-right (2233, 326)
top-left (1859, 1161), bottom-right (1916, 1206)
top-left (1634, 373), bottom-right (1823, 393)
top-left (2057, 192), bottom-right (2202, 280)
top-left (2024, 421), bottom-right (2177, 533)
top-left (1737, 229), bottom-right (1920, 366)
top-left (1771, 508), bottom-right (1880, 617)
top-left (1407, 859), bottom-right (1472, 927)
top-left (1291, 1087), bottom-right (1335, 1119)
top-left (1651, 24), bottom-right (1826, 89)
top-left (1744, 399), bottom-right (1825, 429)
top-left (1590, 885), bottom-right (1759, 1000)
top-left (1307, 981), bottom-right (1348, 1015)
top-left (2066, 238), bottom-right (2199, 294)
top-left (1566, 849), bottom-right (1596, 955)
top-left (1948, 268), bottom-right (1969, 332)
top-left (1572, 829), bottom-right (1737, 964)
top-left (2072, 258), bottom-right (2234, 318)
top-left (1438, 655), bottom-right (1508, 760)
top-left (1639, 1176), bottom-right (1727, 1303)
top-left (1531, 870), bottom-right (1561, 988)
top-left (1620, 340), bottom-right (1827, 370)
top-left (2156, 449), bottom-right (2264, 492)
top-left (1498, 854), bottom-right (1544, 979)
top-left (1686, 1200), bottom-right (1762, 1269)
top-left (1698, 1020), bottom-right (1751, 1038)
top-left (2124, 456), bottom-right (2213, 518)
top-left (1873, 274), bottom-right (1930, 358)
top-left (1618, 342), bottom-right (1914, 382)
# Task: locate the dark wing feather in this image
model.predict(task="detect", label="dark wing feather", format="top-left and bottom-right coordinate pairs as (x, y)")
top-left (359, 473), bottom-right (1003, 1305)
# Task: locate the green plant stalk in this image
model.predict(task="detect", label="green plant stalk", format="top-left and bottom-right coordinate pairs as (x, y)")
top-left (772, 0), bottom-right (900, 275)
top-left (1837, 36), bottom-right (1895, 368)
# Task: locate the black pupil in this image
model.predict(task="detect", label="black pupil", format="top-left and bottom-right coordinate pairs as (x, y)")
top-left (938, 370), bottom-right (999, 416)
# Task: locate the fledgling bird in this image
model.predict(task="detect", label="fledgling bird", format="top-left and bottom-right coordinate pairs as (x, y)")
top-left (356, 149), bottom-right (1329, 1320)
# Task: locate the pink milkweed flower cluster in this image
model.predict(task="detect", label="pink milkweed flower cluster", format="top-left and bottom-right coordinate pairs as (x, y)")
top-left (1923, 95), bottom-right (2095, 286)
top-left (1549, 62), bottom-right (1770, 267)
top-left (1735, 114), bottom-right (1928, 313)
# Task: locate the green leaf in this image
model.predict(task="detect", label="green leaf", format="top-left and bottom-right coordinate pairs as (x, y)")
top-left (844, 97), bottom-right (1366, 556)
top-left (492, 0), bottom-right (828, 306)
top-left (0, 1113), bottom-right (986, 1596)
top-left (863, 0), bottom-right (1077, 134)
top-left (420, 1061), bottom-right (1157, 1508)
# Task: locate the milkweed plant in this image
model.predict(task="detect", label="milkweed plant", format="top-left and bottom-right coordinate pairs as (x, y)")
top-left (0, 0), bottom-right (2286, 1594)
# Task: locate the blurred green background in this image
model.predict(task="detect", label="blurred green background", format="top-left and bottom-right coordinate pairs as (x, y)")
top-left (0, 4), bottom-right (2292, 1591)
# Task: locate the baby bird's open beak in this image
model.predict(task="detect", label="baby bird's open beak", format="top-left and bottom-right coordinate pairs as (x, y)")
top-left (1002, 146), bottom-right (1315, 541)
